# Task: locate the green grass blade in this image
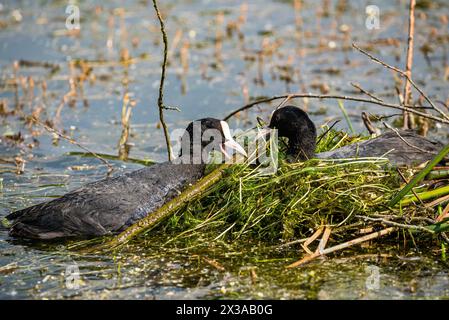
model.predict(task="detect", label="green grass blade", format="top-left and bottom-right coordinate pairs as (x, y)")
top-left (425, 220), bottom-right (449, 233)
top-left (389, 142), bottom-right (449, 207)
top-left (337, 100), bottom-right (355, 135)
top-left (400, 185), bottom-right (449, 206)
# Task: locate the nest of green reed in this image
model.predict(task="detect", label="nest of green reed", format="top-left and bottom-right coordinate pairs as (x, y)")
top-left (158, 129), bottom-right (446, 249)
top-left (77, 126), bottom-right (449, 265)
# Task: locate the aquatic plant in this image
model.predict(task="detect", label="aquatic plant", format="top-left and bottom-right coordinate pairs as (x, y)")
top-left (88, 128), bottom-right (449, 267)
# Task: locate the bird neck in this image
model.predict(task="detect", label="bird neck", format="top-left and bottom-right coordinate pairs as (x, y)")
top-left (287, 136), bottom-right (316, 161)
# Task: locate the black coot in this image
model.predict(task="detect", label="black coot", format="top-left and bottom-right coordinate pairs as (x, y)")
top-left (267, 105), bottom-right (444, 166)
top-left (6, 118), bottom-right (246, 240)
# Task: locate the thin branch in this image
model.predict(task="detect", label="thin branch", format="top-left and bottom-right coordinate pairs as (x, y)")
top-left (361, 112), bottom-right (381, 135)
top-left (223, 93), bottom-right (449, 124)
top-left (370, 214), bottom-right (435, 224)
top-left (27, 115), bottom-right (114, 174)
top-left (402, 0), bottom-right (416, 129)
top-left (152, 0), bottom-right (173, 161)
top-left (316, 120), bottom-right (341, 145)
top-left (286, 227), bottom-right (396, 268)
top-left (267, 237), bottom-right (308, 250)
top-left (381, 120), bottom-right (434, 154)
top-left (350, 82), bottom-right (383, 102)
top-left (396, 167), bottom-right (424, 205)
top-left (352, 43), bottom-right (449, 121)
top-left (436, 202), bottom-right (449, 222)
top-left (355, 215), bottom-right (434, 234)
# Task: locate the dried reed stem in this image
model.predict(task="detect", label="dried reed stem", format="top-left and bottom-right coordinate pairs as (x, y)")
top-left (286, 227), bottom-right (396, 268)
top-left (403, 0), bottom-right (416, 129)
top-left (352, 43), bottom-right (449, 122)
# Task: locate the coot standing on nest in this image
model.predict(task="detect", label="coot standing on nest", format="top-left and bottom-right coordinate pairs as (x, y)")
top-left (266, 105), bottom-right (444, 166)
top-left (6, 118), bottom-right (246, 240)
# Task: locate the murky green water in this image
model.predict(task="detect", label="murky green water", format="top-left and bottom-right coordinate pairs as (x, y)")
top-left (1, 0), bottom-right (449, 299)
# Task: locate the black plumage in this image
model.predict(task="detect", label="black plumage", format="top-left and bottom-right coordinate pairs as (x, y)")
top-left (7, 118), bottom-right (245, 240)
top-left (269, 106), bottom-right (317, 161)
top-left (268, 105), bottom-right (444, 166)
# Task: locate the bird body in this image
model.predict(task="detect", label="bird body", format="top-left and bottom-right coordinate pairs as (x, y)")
top-left (316, 130), bottom-right (443, 166)
top-left (7, 118), bottom-right (246, 240)
top-left (268, 106), bottom-right (445, 166)
top-left (7, 163), bottom-right (205, 239)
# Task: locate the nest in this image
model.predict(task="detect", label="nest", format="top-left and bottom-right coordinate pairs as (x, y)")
top-left (149, 129), bottom-right (449, 265)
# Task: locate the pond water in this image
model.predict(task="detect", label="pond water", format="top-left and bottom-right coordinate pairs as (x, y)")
top-left (0, 0), bottom-right (448, 299)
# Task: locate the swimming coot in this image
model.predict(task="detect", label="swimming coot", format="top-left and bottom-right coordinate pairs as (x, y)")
top-left (6, 118), bottom-right (246, 240)
top-left (267, 105), bottom-right (444, 166)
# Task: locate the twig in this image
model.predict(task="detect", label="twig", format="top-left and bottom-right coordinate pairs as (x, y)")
top-left (337, 100), bottom-right (355, 134)
top-left (317, 226), bottom-right (332, 254)
top-left (301, 226), bottom-right (323, 254)
top-left (402, 0), bottom-right (416, 129)
top-left (355, 215), bottom-right (434, 234)
top-left (381, 121), bottom-right (433, 154)
top-left (361, 112), bottom-right (380, 135)
top-left (275, 94), bottom-right (294, 110)
top-left (351, 82), bottom-right (383, 102)
top-left (352, 43), bottom-right (449, 122)
top-left (286, 227), bottom-right (396, 268)
top-left (162, 105), bottom-right (181, 112)
top-left (27, 114), bottom-right (114, 174)
top-left (436, 100), bottom-right (449, 112)
top-left (152, 0), bottom-right (173, 161)
top-left (440, 232), bottom-right (449, 244)
top-left (396, 168), bottom-right (424, 205)
top-left (192, 255), bottom-right (226, 271)
top-left (389, 142), bottom-right (449, 206)
top-left (223, 93), bottom-right (449, 124)
top-left (370, 214), bottom-right (435, 224)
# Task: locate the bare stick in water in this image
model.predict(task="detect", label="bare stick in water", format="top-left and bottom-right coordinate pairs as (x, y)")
top-left (286, 227), bottom-right (396, 268)
top-left (402, 0), bottom-right (416, 129)
top-left (26, 114), bottom-right (114, 174)
top-left (152, 0), bottom-right (173, 161)
top-left (352, 43), bottom-right (449, 122)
